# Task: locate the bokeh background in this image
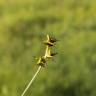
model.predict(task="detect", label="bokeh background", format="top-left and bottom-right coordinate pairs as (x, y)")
top-left (0, 0), bottom-right (96, 96)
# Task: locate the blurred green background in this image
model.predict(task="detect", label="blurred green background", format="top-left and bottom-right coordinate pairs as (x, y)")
top-left (0, 0), bottom-right (96, 96)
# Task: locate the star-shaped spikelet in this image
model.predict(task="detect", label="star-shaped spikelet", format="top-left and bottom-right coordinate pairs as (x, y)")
top-left (43, 35), bottom-right (57, 47)
top-left (37, 56), bottom-right (46, 67)
top-left (44, 46), bottom-right (57, 58)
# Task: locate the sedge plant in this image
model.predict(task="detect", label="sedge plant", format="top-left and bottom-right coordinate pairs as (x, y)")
top-left (21, 34), bottom-right (57, 96)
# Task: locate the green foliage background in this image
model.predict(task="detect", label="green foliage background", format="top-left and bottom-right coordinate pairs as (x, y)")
top-left (0, 0), bottom-right (96, 96)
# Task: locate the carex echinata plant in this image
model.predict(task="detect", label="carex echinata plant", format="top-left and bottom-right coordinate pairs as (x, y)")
top-left (21, 34), bottom-right (58, 96)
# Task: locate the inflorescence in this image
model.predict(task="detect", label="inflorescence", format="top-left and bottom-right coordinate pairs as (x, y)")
top-left (37, 34), bottom-right (57, 67)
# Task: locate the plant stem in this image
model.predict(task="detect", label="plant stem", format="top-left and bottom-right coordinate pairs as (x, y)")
top-left (21, 66), bottom-right (42, 96)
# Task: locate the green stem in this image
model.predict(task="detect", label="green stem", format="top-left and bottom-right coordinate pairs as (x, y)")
top-left (21, 66), bottom-right (42, 96)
